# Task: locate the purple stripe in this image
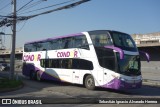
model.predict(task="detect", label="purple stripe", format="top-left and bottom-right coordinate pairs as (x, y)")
top-left (104, 46), bottom-right (124, 59)
top-left (34, 67), bottom-right (61, 81)
top-left (22, 63), bottom-right (61, 81)
top-left (102, 78), bottom-right (142, 90)
top-left (22, 63), bottom-right (35, 76)
top-left (25, 33), bottom-right (83, 44)
top-left (40, 71), bottom-right (61, 81)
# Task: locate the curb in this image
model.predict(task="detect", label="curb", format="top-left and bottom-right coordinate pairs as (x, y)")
top-left (142, 80), bottom-right (160, 88)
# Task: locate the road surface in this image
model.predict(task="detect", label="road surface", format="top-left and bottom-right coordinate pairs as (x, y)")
top-left (0, 71), bottom-right (160, 106)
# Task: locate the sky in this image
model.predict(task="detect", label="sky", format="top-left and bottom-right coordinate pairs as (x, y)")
top-left (0, 0), bottom-right (160, 49)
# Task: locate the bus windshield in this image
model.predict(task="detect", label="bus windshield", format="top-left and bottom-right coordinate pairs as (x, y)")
top-left (110, 31), bottom-right (138, 52)
top-left (117, 54), bottom-right (141, 76)
top-left (89, 30), bottom-right (137, 52)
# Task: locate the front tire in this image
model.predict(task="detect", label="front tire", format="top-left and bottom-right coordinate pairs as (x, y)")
top-left (30, 71), bottom-right (37, 80)
top-left (85, 75), bottom-right (95, 90)
top-left (36, 71), bottom-right (41, 81)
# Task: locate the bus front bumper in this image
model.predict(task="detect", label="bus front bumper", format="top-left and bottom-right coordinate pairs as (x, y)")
top-left (102, 78), bottom-right (142, 90)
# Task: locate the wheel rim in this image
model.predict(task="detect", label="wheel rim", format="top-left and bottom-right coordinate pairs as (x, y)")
top-left (87, 78), bottom-right (93, 87)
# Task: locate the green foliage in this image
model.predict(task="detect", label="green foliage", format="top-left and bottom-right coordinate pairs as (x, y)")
top-left (0, 78), bottom-right (23, 89)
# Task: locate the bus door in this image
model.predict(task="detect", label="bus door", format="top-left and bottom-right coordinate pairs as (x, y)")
top-left (99, 49), bottom-right (117, 85)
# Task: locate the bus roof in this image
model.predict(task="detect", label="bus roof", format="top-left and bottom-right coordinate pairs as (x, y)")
top-left (24, 30), bottom-right (129, 45)
top-left (25, 33), bottom-right (83, 45)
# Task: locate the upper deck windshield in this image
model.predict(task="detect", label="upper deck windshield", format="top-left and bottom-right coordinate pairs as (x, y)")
top-left (89, 30), bottom-right (138, 52)
top-left (109, 31), bottom-right (138, 52)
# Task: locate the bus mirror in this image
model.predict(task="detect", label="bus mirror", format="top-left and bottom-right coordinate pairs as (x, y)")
top-left (139, 51), bottom-right (150, 62)
top-left (104, 46), bottom-right (124, 59)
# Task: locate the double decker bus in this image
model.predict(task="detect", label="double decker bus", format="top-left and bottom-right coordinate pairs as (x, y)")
top-left (22, 30), bottom-right (149, 90)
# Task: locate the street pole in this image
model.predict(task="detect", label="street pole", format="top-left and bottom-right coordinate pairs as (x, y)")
top-left (10, 0), bottom-right (16, 80)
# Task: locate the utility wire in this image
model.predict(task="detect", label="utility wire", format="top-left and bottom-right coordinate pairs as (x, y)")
top-left (16, 20), bottom-right (27, 32)
top-left (19, 0), bottom-right (76, 15)
top-left (0, 0), bottom-right (91, 27)
top-left (0, 15), bottom-right (13, 18)
top-left (17, 0), bottom-right (47, 13)
top-left (25, 0), bottom-right (91, 19)
top-left (17, 0), bottom-right (34, 12)
top-left (0, 2), bottom-right (11, 12)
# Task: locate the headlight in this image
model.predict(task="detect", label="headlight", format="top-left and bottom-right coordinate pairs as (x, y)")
top-left (120, 77), bottom-right (126, 81)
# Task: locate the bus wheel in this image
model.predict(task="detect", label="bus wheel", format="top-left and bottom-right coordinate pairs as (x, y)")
top-left (36, 71), bottom-right (41, 81)
top-left (85, 75), bottom-right (95, 90)
top-left (30, 71), bottom-right (36, 80)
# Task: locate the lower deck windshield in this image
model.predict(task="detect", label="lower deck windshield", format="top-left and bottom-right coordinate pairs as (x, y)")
top-left (117, 54), bottom-right (141, 76)
top-left (95, 47), bottom-right (141, 76)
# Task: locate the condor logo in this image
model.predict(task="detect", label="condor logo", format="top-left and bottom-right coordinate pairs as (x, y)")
top-left (23, 54), bottom-right (41, 61)
top-left (57, 50), bottom-right (78, 58)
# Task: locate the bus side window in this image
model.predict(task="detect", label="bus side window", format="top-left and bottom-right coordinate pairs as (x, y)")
top-left (48, 40), bottom-right (59, 50)
top-left (62, 37), bottom-right (73, 49)
top-left (61, 59), bottom-right (68, 68)
top-left (68, 59), bottom-right (72, 69)
top-left (40, 59), bottom-right (44, 67)
top-left (90, 33), bottom-right (112, 47)
top-left (74, 36), bottom-right (81, 48)
top-left (60, 38), bottom-right (66, 49)
top-left (40, 59), bottom-right (46, 68)
top-left (72, 59), bottom-right (79, 69)
top-left (68, 38), bottom-right (74, 48)
top-left (29, 43), bottom-right (37, 52)
top-left (72, 59), bottom-right (93, 70)
top-left (74, 35), bottom-right (89, 50)
top-left (78, 59), bottom-right (93, 70)
top-left (24, 44), bottom-right (32, 52)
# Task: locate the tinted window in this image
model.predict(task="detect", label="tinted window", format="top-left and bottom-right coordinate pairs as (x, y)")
top-left (116, 54), bottom-right (141, 76)
top-left (59, 38), bottom-right (73, 49)
top-left (36, 42), bottom-right (49, 51)
top-left (95, 47), bottom-right (116, 71)
top-left (24, 35), bottom-right (89, 52)
top-left (48, 39), bottom-right (59, 50)
top-left (74, 35), bottom-right (89, 50)
top-left (24, 44), bottom-right (32, 52)
top-left (89, 31), bottom-right (112, 47)
top-left (24, 43), bottom-right (37, 52)
top-left (40, 58), bottom-right (93, 70)
top-left (59, 39), bottom-right (64, 49)
top-left (68, 38), bottom-right (74, 48)
top-left (78, 59), bottom-right (93, 70)
top-left (110, 31), bottom-right (138, 52)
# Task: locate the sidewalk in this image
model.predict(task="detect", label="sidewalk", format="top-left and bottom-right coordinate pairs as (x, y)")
top-left (141, 70), bottom-right (160, 87)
